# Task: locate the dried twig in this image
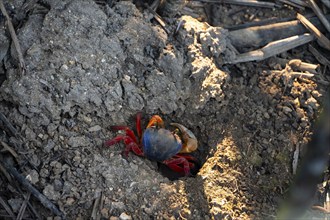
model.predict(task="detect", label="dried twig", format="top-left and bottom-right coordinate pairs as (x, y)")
top-left (145, 4), bottom-right (170, 34)
top-left (307, 0), bottom-right (330, 33)
top-left (228, 15), bottom-right (329, 49)
top-left (193, 0), bottom-right (276, 8)
top-left (297, 13), bottom-right (330, 50)
top-left (320, 0), bottom-right (330, 9)
top-left (311, 205), bottom-right (330, 213)
top-left (0, 112), bottom-right (20, 138)
top-left (292, 145), bottom-right (299, 175)
top-left (272, 70), bottom-right (315, 78)
top-left (289, 59), bottom-right (319, 73)
top-left (0, 141), bottom-right (19, 159)
top-left (308, 44), bottom-right (330, 66)
top-left (277, 0), bottom-right (306, 10)
top-left (16, 192), bottom-right (31, 220)
top-left (91, 191), bottom-right (102, 220)
top-left (0, 0), bottom-right (26, 75)
top-left (1, 157), bottom-right (66, 219)
top-left (228, 33), bottom-right (315, 64)
top-left (0, 195), bottom-right (15, 219)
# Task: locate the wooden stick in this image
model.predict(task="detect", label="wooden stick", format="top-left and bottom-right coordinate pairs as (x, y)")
top-left (288, 59), bottom-right (319, 74)
top-left (320, 0), bottom-right (330, 9)
top-left (272, 70), bottom-right (315, 78)
top-left (277, 0), bottom-right (305, 10)
top-left (1, 158), bottom-right (65, 219)
top-left (0, 141), bottom-right (19, 159)
top-left (297, 13), bottom-right (330, 50)
top-left (307, 0), bottom-right (330, 33)
top-left (0, 112), bottom-right (20, 138)
top-left (0, 195), bottom-right (15, 219)
top-left (145, 4), bottom-right (170, 34)
top-left (308, 44), bottom-right (330, 66)
top-left (228, 15), bottom-right (329, 49)
top-left (228, 33), bottom-right (315, 64)
top-left (288, 0), bottom-right (309, 7)
top-left (16, 192), bottom-right (31, 220)
top-left (0, 0), bottom-right (26, 75)
top-left (192, 0), bottom-right (276, 8)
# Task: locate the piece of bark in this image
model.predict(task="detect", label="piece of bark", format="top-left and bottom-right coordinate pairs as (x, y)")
top-left (308, 44), bottom-right (330, 66)
top-left (320, 0), bottom-right (330, 9)
top-left (308, 0), bottom-right (330, 34)
top-left (228, 15), bottom-right (329, 49)
top-left (228, 33), bottom-right (315, 64)
top-left (297, 13), bottom-right (330, 50)
top-left (0, 0), bottom-right (26, 75)
top-left (1, 157), bottom-right (65, 219)
top-left (277, 0), bottom-right (305, 10)
top-left (288, 59), bottom-right (319, 74)
top-left (194, 0), bottom-right (276, 8)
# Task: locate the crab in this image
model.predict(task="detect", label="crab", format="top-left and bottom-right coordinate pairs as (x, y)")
top-left (104, 113), bottom-right (198, 176)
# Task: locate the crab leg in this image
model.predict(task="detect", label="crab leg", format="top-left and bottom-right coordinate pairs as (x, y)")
top-left (163, 157), bottom-right (190, 176)
top-left (110, 126), bottom-right (138, 144)
top-left (136, 113), bottom-right (143, 139)
top-left (104, 135), bottom-right (143, 157)
top-left (176, 154), bottom-right (198, 162)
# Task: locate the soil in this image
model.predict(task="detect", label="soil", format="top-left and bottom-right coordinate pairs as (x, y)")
top-left (0, 0), bottom-right (329, 219)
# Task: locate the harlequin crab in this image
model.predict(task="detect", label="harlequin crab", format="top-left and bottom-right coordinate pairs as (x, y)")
top-left (105, 113), bottom-right (198, 176)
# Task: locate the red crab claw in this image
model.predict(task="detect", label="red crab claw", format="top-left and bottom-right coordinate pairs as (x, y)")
top-left (170, 123), bottom-right (198, 153)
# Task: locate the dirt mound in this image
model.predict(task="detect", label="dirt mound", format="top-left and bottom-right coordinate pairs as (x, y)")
top-left (0, 0), bottom-right (327, 219)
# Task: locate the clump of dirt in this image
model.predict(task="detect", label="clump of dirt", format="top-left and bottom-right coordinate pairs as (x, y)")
top-left (0, 0), bottom-right (327, 219)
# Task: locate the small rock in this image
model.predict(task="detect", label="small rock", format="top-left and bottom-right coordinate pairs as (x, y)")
top-left (8, 198), bottom-right (23, 212)
top-left (68, 136), bottom-right (89, 148)
top-left (263, 112), bottom-right (270, 119)
top-left (112, 201), bottom-right (125, 210)
top-left (119, 212), bottom-right (132, 220)
top-left (305, 96), bottom-right (319, 110)
top-left (66, 197), bottom-right (75, 206)
top-left (110, 217), bottom-right (119, 220)
top-left (88, 125), bottom-right (101, 132)
top-left (101, 208), bottom-right (109, 218)
top-left (26, 169), bottom-right (39, 184)
top-left (282, 106), bottom-right (292, 114)
top-left (293, 98), bottom-right (300, 108)
top-left (44, 139), bottom-right (55, 153)
top-left (238, 108), bottom-right (244, 115)
top-left (311, 90), bottom-right (321, 99)
top-left (43, 184), bottom-right (60, 200)
top-left (53, 179), bottom-right (63, 191)
top-left (296, 107), bottom-right (305, 119)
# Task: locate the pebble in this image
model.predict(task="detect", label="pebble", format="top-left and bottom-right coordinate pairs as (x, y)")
top-left (66, 197), bottom-right (75, 206)
top-left (282, 106), bottom-right (292, 113)
top-left (311, 90), bottom-right (321, 99)
top-left (101, 208), bottom-right (109, 218)
top-left (263, 112), bottom-right (270, 119)
top-left (43, 184), bottom-right (60, 200)
top-left (119, 212), bottom-right (132, 220)
top-left (305, 96), bottom-right (319, 110)
top-left (53, 179), bottom-right (63, 191)
top-left (296, 107), bottom-right (305, 119)
top-left (8, 198), bottom-right (23, 212)
top-left (26, 169), bottom-right (39, 184)
top-left (88, 125), bottom-right (102, 132)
